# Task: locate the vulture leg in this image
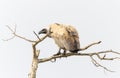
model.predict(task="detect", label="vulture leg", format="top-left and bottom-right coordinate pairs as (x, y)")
top-left (54, 48), bottom-right (61, 56)
top-left (62, 49), bottom-right (66, 55)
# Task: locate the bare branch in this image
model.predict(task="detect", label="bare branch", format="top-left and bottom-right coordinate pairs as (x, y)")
top-left (4, 27), bottom-right (46, 43)
top-left (38, 50), bottom-right (120, 63)
top-left (95, 50), bottom-right (120, 55)
top-left (14, 34), bottom-right (36, 42)
top-left (90, 56), bottom-right (114, 72)
top-left (38, 50), bottom-right (120, 72)
top-left (6, 25), bottom-right (15, 33)
top-left (80, 41), bottom-right (101, 51)
top-left (33, 31), bottom-right (41, 40)
top-left (33, 35), bottom-right (48, 46)
top-left (3, 25), bottom-right (16, 41)
top-left (4, 25), bottom-right (36, 42)
top-left (96, 53), bottom-right (120, 60)
top-left (3, 35), bottom-right (16, 41)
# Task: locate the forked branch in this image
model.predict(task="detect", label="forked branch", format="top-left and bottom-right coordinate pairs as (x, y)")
top-left (4, 25), bottom-right (36, 42)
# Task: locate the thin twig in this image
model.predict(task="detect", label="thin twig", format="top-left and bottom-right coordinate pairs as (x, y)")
top-left (3, 25), bottom-right (16, 41)
top-left (90, 56), bottom-right (114, 72)
top-left (80, 41), bottom-right (101, 51)
top-left (33, 31), bottom-right (41, 40)
top-left (3, 35), bottom-right (16, 41)
top-left (6, 25), bottom-right (15, 33)
top-left (4, 25), bottom-right (36, 42)
top-left (14, 34), bottom-right (36, 42)
top-left (96, 54), bottom-right (120, 60)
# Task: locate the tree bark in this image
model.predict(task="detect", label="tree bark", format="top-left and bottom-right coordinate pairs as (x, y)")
top-left (28, 57), bottom-right (38, 78)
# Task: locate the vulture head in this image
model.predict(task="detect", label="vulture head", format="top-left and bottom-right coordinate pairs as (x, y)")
top-left (38, 27), bottom-right (52, 38)
top-left (38, 28), bottom-right (48, 34)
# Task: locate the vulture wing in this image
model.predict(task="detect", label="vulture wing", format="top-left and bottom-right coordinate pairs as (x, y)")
top-left (64, 25), bottom-right (80, 52)
top-left (66, 25), bottom-right (79, 37)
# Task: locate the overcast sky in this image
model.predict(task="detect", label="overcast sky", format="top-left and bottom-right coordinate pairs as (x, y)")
top-left (0, 0), bottom-right (120, 78)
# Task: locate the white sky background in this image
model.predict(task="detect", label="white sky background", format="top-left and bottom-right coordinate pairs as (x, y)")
top-left (0, 0), bottom-right (120, 78)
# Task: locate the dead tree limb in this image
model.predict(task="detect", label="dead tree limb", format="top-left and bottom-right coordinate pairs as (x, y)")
top-left (80, 41), bottom-right (102, 51)
top-left (5, 26), bottom-right (120, 78)
top-left (38, 50), bottom-right (120, 63)
top-left (4, 25), bottom-right (36, 42)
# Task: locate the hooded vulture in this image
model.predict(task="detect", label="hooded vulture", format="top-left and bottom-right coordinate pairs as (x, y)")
top-left (38, 23), bottom-right (80, 55)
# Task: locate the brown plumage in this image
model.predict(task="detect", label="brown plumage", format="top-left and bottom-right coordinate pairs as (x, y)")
top-left (38, 23), bottom-right (80, 55)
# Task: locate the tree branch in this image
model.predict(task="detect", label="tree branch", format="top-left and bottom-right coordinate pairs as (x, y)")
top-left (38, 50), bottom-right (120, 63)
top-left (4, 25), bottom-right (36, 42)
top-left (38, 50), bottom-right (120, 72)
top-left (33, 31), bottom-right (41, 40)
top-left (90, 56), bottom-right (114, 72)
top-left (80, 41), bottom-right (101, 51)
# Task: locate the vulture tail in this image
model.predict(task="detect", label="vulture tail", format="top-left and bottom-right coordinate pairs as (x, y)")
top-left (70, 38), bottom-right (80, 53)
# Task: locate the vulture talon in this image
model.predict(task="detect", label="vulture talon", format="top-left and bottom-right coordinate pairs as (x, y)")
top-left (53, 52), bottom-right (61, 56)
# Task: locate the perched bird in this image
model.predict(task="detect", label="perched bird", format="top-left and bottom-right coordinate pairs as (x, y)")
top-left (38, 23), bottom-right (80, 55)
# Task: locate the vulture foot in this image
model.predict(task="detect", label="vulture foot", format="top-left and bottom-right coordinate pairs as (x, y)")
top-left (53, 52), bottom-right (61, 56)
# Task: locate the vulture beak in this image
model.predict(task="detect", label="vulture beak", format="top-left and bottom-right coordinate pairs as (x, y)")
top-left (38, 28), bottom-right (48, 35)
